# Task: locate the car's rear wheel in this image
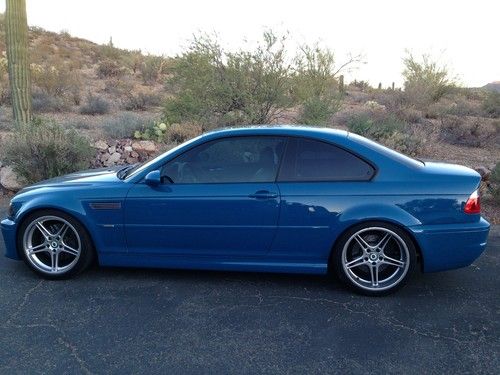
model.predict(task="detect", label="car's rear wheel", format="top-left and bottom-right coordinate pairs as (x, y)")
top-left (18, 210), bottom-right (94, 279)
top-left (332, 222), bottom-right (417, 296)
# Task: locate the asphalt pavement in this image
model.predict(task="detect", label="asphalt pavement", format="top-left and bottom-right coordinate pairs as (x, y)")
top-left (0, 199), bottom-right (498, 374)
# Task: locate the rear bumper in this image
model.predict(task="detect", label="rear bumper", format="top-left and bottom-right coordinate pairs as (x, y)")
top-left (1, 218), bottom-right (20, 260)
top-left (409, 218), bottom-right (490, 272)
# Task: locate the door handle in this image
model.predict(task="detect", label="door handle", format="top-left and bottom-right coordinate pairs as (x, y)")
top-left (248, 190), bottom-right (278, 199)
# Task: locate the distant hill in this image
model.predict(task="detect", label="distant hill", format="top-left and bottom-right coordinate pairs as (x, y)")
top-left (484, 82), bottom-right (500, 92)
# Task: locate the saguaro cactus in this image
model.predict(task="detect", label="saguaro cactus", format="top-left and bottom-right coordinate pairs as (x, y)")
top-left (5, 0), bottom-right (31, 125)
top-left (338, 75), bottom-right (344, 94)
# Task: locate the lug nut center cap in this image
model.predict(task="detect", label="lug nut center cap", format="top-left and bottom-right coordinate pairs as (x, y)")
top-left (369, 253), bottom-right (378, 261)
top-left (51, 241), bottom-right (59, 248)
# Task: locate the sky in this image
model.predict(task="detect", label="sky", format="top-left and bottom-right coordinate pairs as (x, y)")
top-left (1, 0), bottom-right (499, 87)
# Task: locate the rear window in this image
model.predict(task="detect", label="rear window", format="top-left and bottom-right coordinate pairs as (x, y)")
top-left (278, 138), bottom-right (375, 182)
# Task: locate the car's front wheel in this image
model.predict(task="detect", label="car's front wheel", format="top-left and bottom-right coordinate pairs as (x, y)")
top-left (18, 210), bottom-right (94, 279)
top-left (332, 222), bottom-right (417, 296)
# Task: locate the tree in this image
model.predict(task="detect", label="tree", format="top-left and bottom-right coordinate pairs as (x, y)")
top-left (5, 0), bottom-right (32, 125)
top-left (402, 52), bottom-right (456, 108)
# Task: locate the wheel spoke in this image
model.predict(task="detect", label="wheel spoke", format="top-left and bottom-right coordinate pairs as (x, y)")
top-left (382, 255), bottom-right (405, 268)
top-left (345, 256), bottom-right (366, 269)
top-left (56, 223), bottom-right (69, 238)
top-left (51, 251), bottom-right (59, 272)
top-left (35, 221), bottom-right (53, 239)
top-left (369, 265), bottom-right (379, 287)
top-left (376, 233), bottom-right (392, 251)
top-left (27, 243), bottom-right (48, 255)
top-left (354, 235), bottom-right (370, 251)
top-left (61, 244), bottom-right (79, 256)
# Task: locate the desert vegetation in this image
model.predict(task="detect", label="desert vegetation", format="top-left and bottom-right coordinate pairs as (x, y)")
top-left (0, 14), bottom-right (498, 220)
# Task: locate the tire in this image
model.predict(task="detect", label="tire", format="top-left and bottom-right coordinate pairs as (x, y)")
top-left (332, 221), bottom-right (417, 296)
top-left (17, 209), bottom-right (95, 280)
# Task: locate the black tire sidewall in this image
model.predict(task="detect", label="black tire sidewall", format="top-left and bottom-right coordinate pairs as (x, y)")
top-left (332, 221), bottom-right (417, 296)
top-left (17, 209), bottom-right (94, 280)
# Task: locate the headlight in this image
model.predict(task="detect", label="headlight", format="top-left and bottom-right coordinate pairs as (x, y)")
top-left (8, 201), bottom-right (22, 219)
top-left (8, 202), bottom-right (14, 218)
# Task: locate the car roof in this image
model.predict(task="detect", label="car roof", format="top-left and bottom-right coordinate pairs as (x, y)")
top-left (202, 125), bottom-right (349, 141)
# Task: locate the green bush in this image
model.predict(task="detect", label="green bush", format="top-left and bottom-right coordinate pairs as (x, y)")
top-left (298, 96), bottom-right (339, 125)
top-left (80, 94), bottom-right (110, 115)
top-left (1, 120), bottom-right (94, 184)
top-left (402, 53), bottom-right (456, 108)
top-left (482, 91), bottom-right (500, 118)
top-left (346, 113), bottom-right (420, 155)
top-left (101, 112), bottom-right (152, 138)
top-left (140, 55), bottom-right (168, 85)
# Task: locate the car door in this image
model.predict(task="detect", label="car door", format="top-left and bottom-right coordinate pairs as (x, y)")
top-left (271, 137), bottom-right (376, 261)
top-left (123, 136), bottom-right (287, 257)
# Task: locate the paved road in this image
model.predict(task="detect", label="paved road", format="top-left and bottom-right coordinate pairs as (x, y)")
top-left (0, 200), bottom-right (498, 374)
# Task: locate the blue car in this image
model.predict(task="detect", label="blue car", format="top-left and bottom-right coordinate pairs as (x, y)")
top-left (0, 126), bottom-right (490, 295)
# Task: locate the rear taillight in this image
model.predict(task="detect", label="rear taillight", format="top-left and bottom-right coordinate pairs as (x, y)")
top-left (464, 190), bottom-right (481, 214)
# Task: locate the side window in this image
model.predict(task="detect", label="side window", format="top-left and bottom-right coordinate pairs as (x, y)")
top-left (160, 136), bottom-right (286, 183)
top-left (278, 138), bottom-right (374, 182)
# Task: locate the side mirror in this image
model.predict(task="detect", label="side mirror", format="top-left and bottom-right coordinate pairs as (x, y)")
top-left (144, 170), bottom-right (161, 186)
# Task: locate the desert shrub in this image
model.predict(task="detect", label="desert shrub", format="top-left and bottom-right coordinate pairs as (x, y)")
top-left (490, 163), bottom-right (500, 203)
top-left (440, 116), bottom-right (496, 147)
top-left (140, 55), bottom-right (168, 84)
top-left (31, 63), bottom-right (82, 98)
top-left (482, 91), bottom-right (500, 118)
top-left (32, 90), bottom-right (69, 113)
top-left (101, 112), bottom-right (152, 138)
top-left (402, 53), bottom-right (457, 108)
top-left (1, 120), bottom-right (94, 184)
top-left (294, 46), bottom-right (343, 125)
top-left (97, 59), bottom-right (124, 78)
top-left (121, 91), bottom-right (163, 111)
top-left (164, 31), bottom-right (295, 128)
top-left (80, 94), bottom-right (110, 115)
top-left (349, 80), bottom-right (371, 91)
top-left (393, 106), bottom-right (423, 123)
top-left (168, 123), bottom-right (203, 143)
top-left (346, 113), bottom-right (421, 155)
top-left (164, 32), bottom-right (356, 128)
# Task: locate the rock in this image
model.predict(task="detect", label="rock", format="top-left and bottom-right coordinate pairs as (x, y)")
top-left (108, 146), bottom-right (116, 154)
top-left (100, 153), bottom-right (110, 162)
top-left (108, 152), bottom-right (121, 164)
top-left (130, 151), bottom-right (139, 158)
top-left (126, 156), bottom-right (139, 164)
top-left (0, 166), bottom-right (23, 191)
top-left (124, 146), bottom-right (133, 152)
top-left (94, 140), bottom-right (109, 151)
top-left (475, 166), bottom-right (490, 181)
top-left (132, 140), bottom-right (156, 154)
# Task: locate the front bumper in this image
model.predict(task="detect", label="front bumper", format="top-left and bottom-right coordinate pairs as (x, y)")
top-left (410, 217), bottom-right (490, 272)
top-left (1, 218), bottom-right (20, 260)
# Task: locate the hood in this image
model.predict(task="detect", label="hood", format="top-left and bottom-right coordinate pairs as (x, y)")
top-left (20, 166), bottom-right (123, 192)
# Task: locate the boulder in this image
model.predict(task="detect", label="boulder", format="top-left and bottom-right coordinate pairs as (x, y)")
top-left (0, 166), bottom-right (23, 191)
top-left (108, 152), bottom-right (121, 164)
top-left (124, 146), bottom-right (133, 153)
top-left (132, 140), bottom-right (156, 154)
top-left (94, 140), bottom-right (109, 151)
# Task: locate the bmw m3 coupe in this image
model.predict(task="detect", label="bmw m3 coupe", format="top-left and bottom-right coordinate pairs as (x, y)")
top-left (1, 126), bottom-right (490, 295)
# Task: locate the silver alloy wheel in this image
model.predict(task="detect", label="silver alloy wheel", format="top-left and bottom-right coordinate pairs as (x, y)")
top-left (342, 227), bottom-right (410, 292)
top-left (23, 215), bottom-right (81, 275)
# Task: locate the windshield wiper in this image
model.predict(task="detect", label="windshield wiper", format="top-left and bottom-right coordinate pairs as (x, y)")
top-left (117, 163), bottom-right (139, 180)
